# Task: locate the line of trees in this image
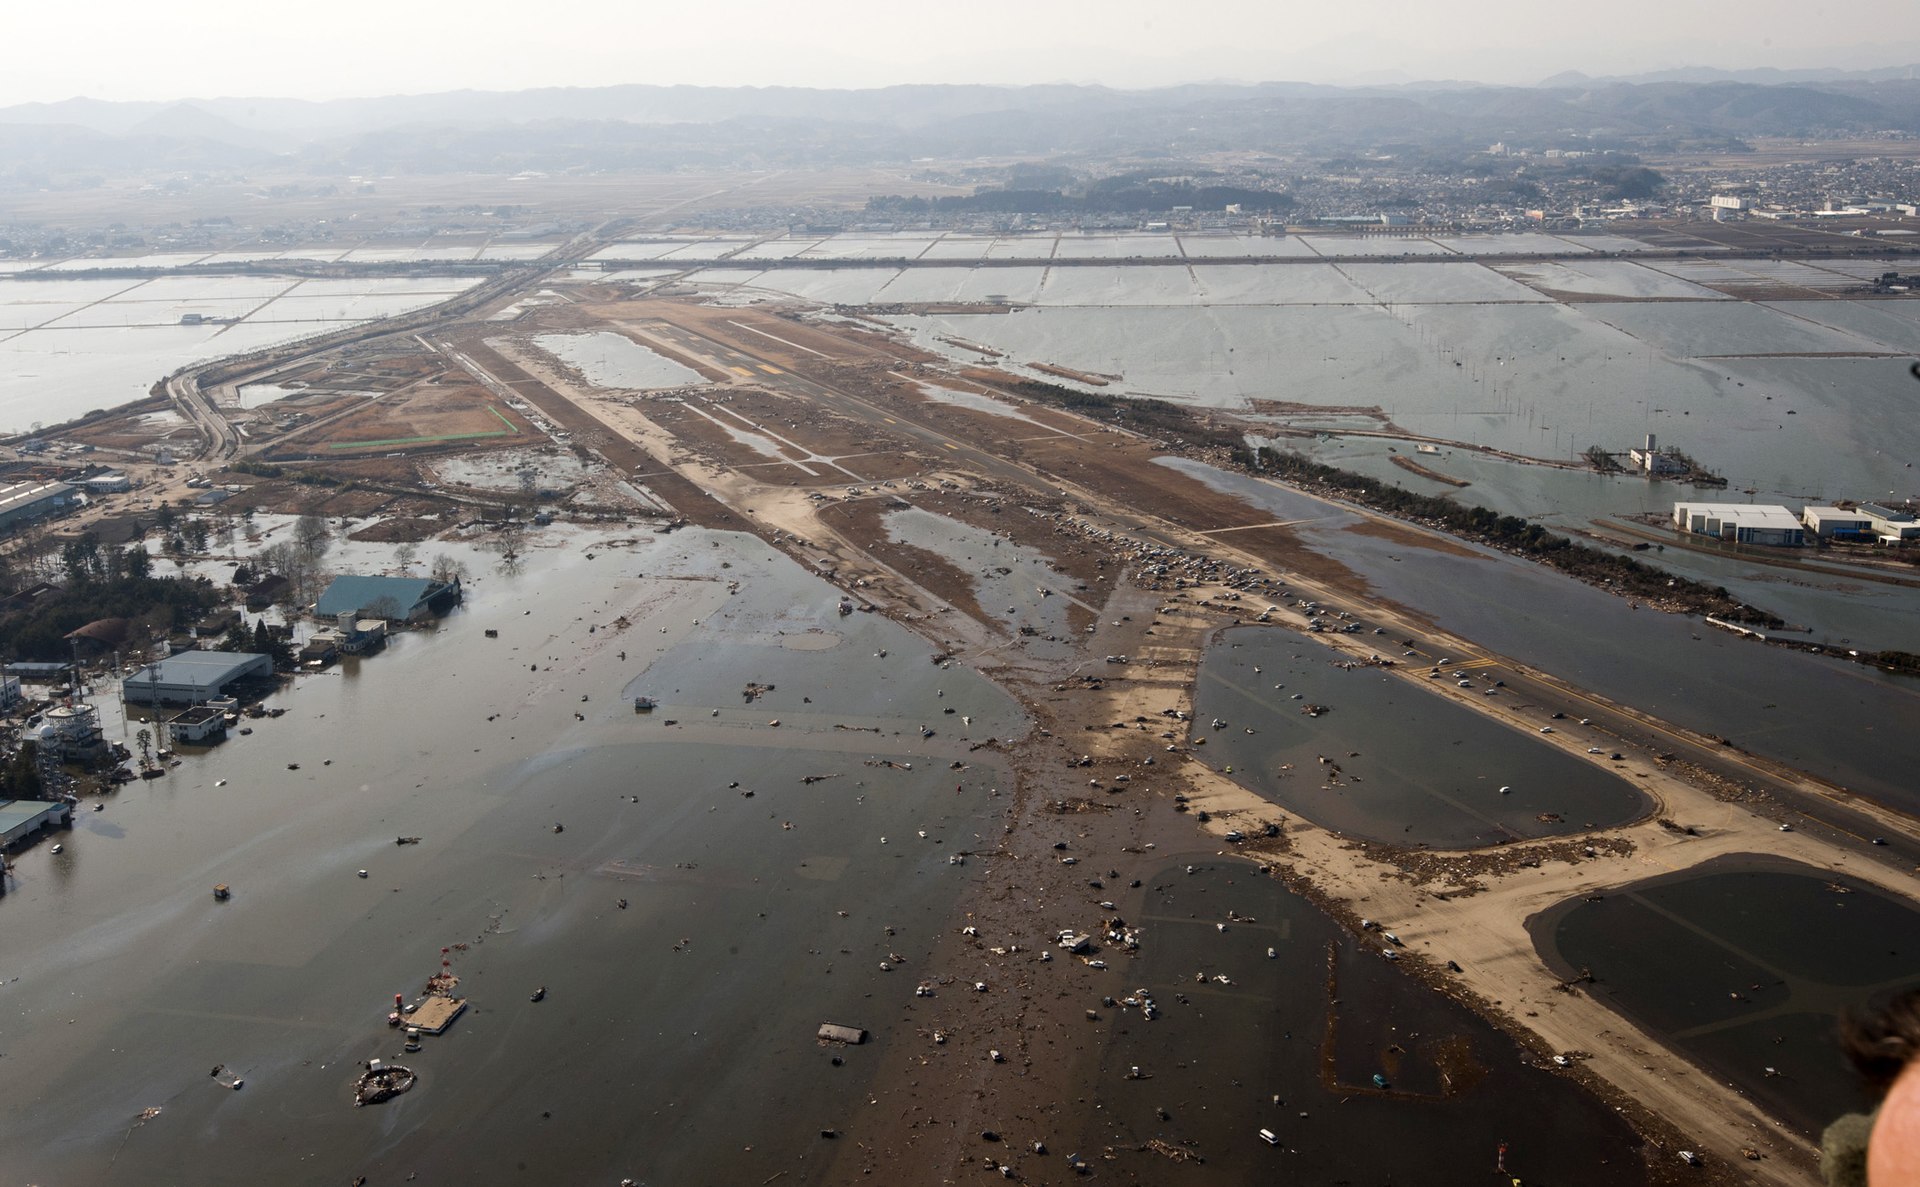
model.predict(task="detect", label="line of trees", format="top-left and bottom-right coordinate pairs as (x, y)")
top-left (1253, 449), bottom-right (1782, 626)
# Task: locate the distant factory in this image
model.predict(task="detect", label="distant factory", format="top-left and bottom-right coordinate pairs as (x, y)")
top-left (1672, 503), bottom-right (1807, 547)
top-left (1673, 500), bottom-right (1919, 548)
top-left (1802, 504), bottom-right (1920, 545)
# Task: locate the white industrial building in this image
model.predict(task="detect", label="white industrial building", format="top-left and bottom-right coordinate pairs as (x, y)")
top-left (1803, 506), bottom-right (1875, 538)
top-left (122, 651), bottom-right (273, 705)
top-left (1673, 502), bottom-right (1806, 546)
top-left (1803, 503), bottom-right (1920, 544)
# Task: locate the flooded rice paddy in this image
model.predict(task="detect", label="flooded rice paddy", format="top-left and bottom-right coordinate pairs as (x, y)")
top-left (1534, 856), bottom-right (1920, 1137)
top-left (1193, 628), bottom-right (1650, 847)
top-left (0, 273), bottom-right (480, 432)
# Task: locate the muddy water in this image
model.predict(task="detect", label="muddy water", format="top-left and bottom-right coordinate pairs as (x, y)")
top-left (1534, 856), bottom-right (1920, 1138)
top-left (0, 528), bottom-right (1026, 1185)
top-left (1158, 457), bottom-right (1920, 814)
top-left (1193, 628), bottom-right (1649, 847)
top-left (1287, 435), bottom-right (1920, 654)
top-left (883, 506), bottom-right (1079, 660)
top-left (1052, 860), bottom-right (1648, 1185)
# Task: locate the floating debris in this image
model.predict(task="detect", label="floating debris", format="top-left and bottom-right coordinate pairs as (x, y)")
top-left (818, 1023), bottom-right (867, 1045)
top-left (354, 1060), bottom-right (416, 1107)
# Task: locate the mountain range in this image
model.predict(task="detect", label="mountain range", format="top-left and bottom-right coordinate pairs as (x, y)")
top-left (2, 73), bottom-right (1918, 179)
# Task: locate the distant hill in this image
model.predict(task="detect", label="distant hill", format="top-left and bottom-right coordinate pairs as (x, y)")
top-left (2, 76), bottom-right (1919, 179)
top-left (1541, 63), bottom-right (1920, 87)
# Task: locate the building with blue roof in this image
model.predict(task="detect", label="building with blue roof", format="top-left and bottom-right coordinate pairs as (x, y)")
top-left (312, 575), bottom-right (461, 622)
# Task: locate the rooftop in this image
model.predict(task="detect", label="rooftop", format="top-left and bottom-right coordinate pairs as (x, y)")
top-left (127, 651), bottom-right (269, 688)
top-left (1675, 502), bottom-right (1803, 530)
top-left (313, 575), bottom-right (449, 619)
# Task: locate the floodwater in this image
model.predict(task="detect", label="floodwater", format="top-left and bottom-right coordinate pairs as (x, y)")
top-left (911, 379), bottom-right (1053, 428)
top-left (845, 266), bottom-right (1920, 503)
top-left (0, 526), bottom-right (1030, 1185)
top-left (883, 506), bottom-right (1078, 656)
top-left (0, 274), bottom-right (478, 432)
top-left (1283, 435), bottom-right (1920, 654)
top-left (1193, 628), bottom-right (1650, 847)
top-left (528, 331), bottom-right (704, 390)
top-left (1534, 855), bottom-right (1920, 1137)
top-left (1057, 859), bottom-right (1649, 1184)
top-left (1158, 457), bottom-right (1920, 815)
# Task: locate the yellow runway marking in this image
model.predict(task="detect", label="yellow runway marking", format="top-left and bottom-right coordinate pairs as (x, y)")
top-left (758, 365), bottom-right (783, 375)
top-left (729, 366), bottom-right (753, 377)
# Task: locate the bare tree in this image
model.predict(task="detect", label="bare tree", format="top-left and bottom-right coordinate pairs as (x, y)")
top-left (293, 512), bottom-right (332, 566)
top-left (393, 542), bottom-right (419, 574)
top-left (429, 554), bottom-right (469, 586)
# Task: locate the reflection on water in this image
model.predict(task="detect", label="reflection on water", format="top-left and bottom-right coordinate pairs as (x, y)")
top-left (1068, 860), bottom-right (1648, 1184)
top-left (1537, 856), bottom-right (1920, 1137)
top-left (0, 527), bottom-right (1026, 1184)
top-left (1160, 456), bottom-right (1920, 815)
top-left (1195, 627), bottom-right (1649, 847)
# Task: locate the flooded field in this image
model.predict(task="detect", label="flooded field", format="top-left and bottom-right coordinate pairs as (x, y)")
top-left (0, 273), bottom-right (479, 432)
top-left (1159, 457), bottom-right (1920, 814)
top-left (1059, 860), bottom-right (1649, 1184)
top-left (1534, 856), bottom-right (1920, 1138)
top-left (1192, 628), bottom-right (1650, 847)
top-left (883, 506), bottom-right (1077, 652)
top-left (0, 527), bottom-right (1029, 1185)
top-left (528, 330), bottom-right (705, 389)
top-left (1284, 436), bottom-right (1920, 654)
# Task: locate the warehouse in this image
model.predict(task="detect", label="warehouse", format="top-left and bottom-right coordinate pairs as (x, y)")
top-left (1672, 502), bottom-right (1806, 547)
top-left (1802, 506), bottom-right (1875, 539)
top-left (0, 799), bottom-right (71, 849)
top-left (121, 651), bottom-right (273, 705)
top-left (0, 481), bottom-right (79, 532)
top-left (313, 574), bottom-right (462, 622)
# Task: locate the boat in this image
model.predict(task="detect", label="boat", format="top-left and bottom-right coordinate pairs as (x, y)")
top-left (50, 844), bottom-right (63, 855)
top-left (633, 696), bottom-right (656, 712)
top-left (1372, 1073), bottom-right (1389, 1089)
top-left (530, 986), bottom-right (546, 1002)
top-left (213, 883), bottom-right (231, 901)
top-left (353, 1060), bottom-right (416, 1107)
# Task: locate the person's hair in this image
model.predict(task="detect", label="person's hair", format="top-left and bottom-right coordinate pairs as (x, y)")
top-left (1842, 988), bottom-right (1920, 1088)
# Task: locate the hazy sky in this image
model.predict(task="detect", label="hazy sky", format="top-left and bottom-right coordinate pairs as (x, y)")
top-left (9, 0), bottom-right (1919, 106)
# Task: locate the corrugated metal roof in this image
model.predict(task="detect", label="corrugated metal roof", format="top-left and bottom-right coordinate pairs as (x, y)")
top-left (314, 575), bottom-right (442, 619)
top-left (128, 651), bottom-right (268, 687)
